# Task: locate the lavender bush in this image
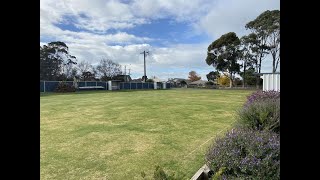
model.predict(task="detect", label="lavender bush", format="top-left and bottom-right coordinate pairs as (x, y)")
top-left (236, 98), bottom-right (280, 133)
top-left (206, 128), bottom-right (280, 180)
top-left (244, 90), bottom-right (280, 107)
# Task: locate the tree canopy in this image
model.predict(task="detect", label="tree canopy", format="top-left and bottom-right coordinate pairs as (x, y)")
top-left (205, 32), bottom-right (241, 87)
top-left (246, 10), bottom-right (280, 72)
top-left (40, 41), bottom-right (77, 80)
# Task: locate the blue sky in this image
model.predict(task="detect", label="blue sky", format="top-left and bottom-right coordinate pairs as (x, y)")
top-left (40, 0), bottom-right (280, 80)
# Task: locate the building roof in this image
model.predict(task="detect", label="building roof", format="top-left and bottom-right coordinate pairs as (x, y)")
top-left (151, 76), bottom-right (165, 82)
top-left (189, 80), bottom-right (208, 85)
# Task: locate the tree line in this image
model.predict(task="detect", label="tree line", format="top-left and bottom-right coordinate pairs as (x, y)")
top-left (205, 10), bottom-right (280, 88)
top-left (40, 42), bottom-right (123, 81)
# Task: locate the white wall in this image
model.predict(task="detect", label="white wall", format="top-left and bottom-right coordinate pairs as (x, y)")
top-left (263, 74), bottom-right (280, 91)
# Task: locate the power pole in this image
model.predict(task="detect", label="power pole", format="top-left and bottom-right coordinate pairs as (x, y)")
top-left (124, 65), bottom-right (126, 75)
top-left (128, 68), bottom-right (131, 76)
top-left (140, 50), bottom-right (149, 82)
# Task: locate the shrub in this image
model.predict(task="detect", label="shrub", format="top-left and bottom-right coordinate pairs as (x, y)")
top-left (140, 166), bottom-right (184, 180)
top-left (206, 128), bottom-right (280, 180)
top-left (244, 90), bottom-right (280, 107)
top-left (55, 81), bottom-right (76, 92)
top-left (206, 81), bottom-right (214, 86)
top-left (236, 99), bottom-right (280, 133)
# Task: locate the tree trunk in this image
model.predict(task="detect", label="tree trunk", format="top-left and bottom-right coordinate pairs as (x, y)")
top-left (275, 56), bottom-right (280, 72)
top-left (272, 52), bottom-right (276, 73)
top-left (229, 73), bottom-right (233, 88)
top-left (242, 61), bottom-right (246, 88)
top-left (256, 55), bottom-right (262, 89)
top-left (256, 76), bottom-right (260, 89)
top-left (258, 56), bottom-right (262, 73)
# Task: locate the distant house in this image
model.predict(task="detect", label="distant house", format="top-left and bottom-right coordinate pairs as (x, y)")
top-left (112, 75), bottom-right (132, 82)
top-left (150, 76), bottom-right (165, 82)
top-left (131, 78), bottom-right (143, 82)
top-left (188, 80), bottom-right (208, 87)
top-left (168, 78), bottom-right (191, 87)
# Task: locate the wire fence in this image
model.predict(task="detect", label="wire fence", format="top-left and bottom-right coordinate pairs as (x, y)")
top-left (40, 81), bottom-right (171, 92)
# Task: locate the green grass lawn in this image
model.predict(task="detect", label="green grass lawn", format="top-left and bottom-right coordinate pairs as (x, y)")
top-left (40, 89), bottom-right (254, 179)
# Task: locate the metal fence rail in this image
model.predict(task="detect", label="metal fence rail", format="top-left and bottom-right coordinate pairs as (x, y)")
top-left (40, 81), bottom-right (171, 92)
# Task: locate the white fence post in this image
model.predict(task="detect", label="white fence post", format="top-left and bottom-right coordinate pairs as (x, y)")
top-left (163, 82), bottom-right (166, 89)
top-left (154, 82), bottom-right (157, 89)
top-left (108, 81), bottom-right (112, 90)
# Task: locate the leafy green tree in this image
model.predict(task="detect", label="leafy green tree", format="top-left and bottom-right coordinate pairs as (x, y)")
top-left (40, 41), bottom-right (77, 80)
top-left (146, 79), bottom-right (154, 83)
top-left (240, 67), bottom-right (259, 86)
top-left (206, 71), bottom-right (220, 84)
top-left (246, 10), bottom-right (280, 73)
top-left (206, 32), bottom-right (241, 88)
top-left (240, 33), bottom-right (259, 87)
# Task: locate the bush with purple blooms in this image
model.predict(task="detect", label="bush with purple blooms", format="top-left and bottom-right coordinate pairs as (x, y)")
top-left (206, 128), bottom-right (280, 180)
top-left (244, 90), bottom-right (280, 107)
top-left (236, 98), bottom-right (280, 133)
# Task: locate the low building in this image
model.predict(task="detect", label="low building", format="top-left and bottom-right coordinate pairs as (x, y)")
top-left (112, 75), bottom-right (132, 82)
top-left (167, 78), bottom-right (191, 87)
top-left (188, 80), bottom-right (208, 87)
top-left (150, 76), bottom-right (165, 83)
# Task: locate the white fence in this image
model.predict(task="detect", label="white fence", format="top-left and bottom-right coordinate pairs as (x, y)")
top-left (262, 73), bottom-right (280, 91)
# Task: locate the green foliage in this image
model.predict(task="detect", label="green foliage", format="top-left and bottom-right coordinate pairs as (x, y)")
top-left (206, 128), bottom-right (280, 180)
top-left (246, 10), bottom-right (280, 73)
top-left (212, 167), bottom-right (226, 180)
top-left (40, 41), bottom-right (77, 81)
top-left (239, 67), bottom-right (257, 86)
top-left (206, 71), bottom-right (220, 82)
top-left (206, 32), bottom-right (241, 87)
top-left (146, 79), bottom-right (154, 83)
top-left (234, 78), bottom-right (242, 86)
top-left (55, 81), bottom-right (76, 92)
top-left (205, 81), bottom-right (214, 86)
top-left (152, 166), bottom-right (182, 180)
top-left (237, 93), bottom-right (280, 133)
top-left (141, 171), bottom-right (146, 179)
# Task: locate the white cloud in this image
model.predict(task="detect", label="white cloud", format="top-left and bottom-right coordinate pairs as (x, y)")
top-left (130, 0), bottom-right (214, 22)
top-left (197, 0), bottom-right (280, 39)
top-left (41, 0), bottom-right (147, 33)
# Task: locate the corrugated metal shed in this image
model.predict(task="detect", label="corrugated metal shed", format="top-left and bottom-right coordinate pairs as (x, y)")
top-left (255, 73), bottom-right (280, 91)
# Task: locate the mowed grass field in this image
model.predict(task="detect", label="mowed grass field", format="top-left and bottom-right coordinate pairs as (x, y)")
top-left (40, 89), bottom-right (254, 179)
